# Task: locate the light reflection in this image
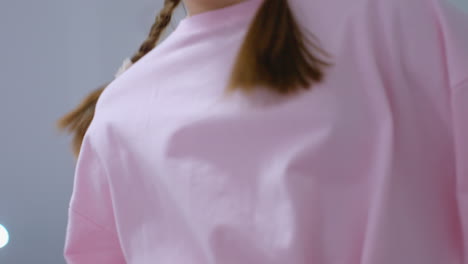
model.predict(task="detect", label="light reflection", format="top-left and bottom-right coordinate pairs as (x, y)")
top-left (0, 224), bottom-right (9, 249)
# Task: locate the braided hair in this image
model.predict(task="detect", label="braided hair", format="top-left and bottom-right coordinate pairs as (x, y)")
top-left (58, 0), bottom-right (181, 156)
top-left (59, 0), bottom-right (329, 157)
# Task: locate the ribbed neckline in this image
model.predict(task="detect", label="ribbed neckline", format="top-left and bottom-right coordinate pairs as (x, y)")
top-left (176, 0), bottom-right (263, 33)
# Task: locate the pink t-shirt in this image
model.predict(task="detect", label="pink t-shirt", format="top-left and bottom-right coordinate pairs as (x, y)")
top-left (64, 0), bottom-right (468, 263)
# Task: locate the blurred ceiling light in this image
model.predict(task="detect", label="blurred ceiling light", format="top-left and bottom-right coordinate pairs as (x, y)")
top-left (0, 224), bottom-right (9, 249)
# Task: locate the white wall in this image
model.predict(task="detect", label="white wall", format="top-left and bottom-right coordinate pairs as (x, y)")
top-left (451, 0), bottom-right (468, 10)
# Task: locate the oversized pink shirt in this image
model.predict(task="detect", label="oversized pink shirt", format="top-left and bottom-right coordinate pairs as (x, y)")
top-left (64, 0), bottom-right (468, 263)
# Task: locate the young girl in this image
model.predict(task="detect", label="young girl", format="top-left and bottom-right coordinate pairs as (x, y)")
top-left (61, 0), bottom-right (468, 263)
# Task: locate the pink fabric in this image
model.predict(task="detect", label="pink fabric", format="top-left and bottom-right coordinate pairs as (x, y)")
top-left (64, 0), bottom-right (468, 263)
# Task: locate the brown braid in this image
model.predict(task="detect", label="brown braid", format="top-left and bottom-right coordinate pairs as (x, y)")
top-left (131, 0), bottom-right (181, 63)
top-left (58, 0), bottom-right (181, 157)
top-left (57, 85), bottom-right (106, 156)
top-left (229, 0), bottom-right (330, 94)
top-left (60, 0), bottom-right (330, 157)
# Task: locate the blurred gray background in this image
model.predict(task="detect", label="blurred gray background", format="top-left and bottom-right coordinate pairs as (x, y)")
top-left (0, 0), bottom-right (184, 263)
top-left (0, 0), bottom-right (466, 263)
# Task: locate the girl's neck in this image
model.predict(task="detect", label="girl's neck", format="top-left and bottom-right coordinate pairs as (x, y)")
top-left (183, 0), bottom-right (248, 16)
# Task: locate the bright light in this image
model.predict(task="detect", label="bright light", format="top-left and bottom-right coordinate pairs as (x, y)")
top-left (0, 224), bottom-right (9, 249)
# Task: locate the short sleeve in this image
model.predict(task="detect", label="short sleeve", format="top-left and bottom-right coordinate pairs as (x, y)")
top-left (64, 137), bottom-right (125, 264)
